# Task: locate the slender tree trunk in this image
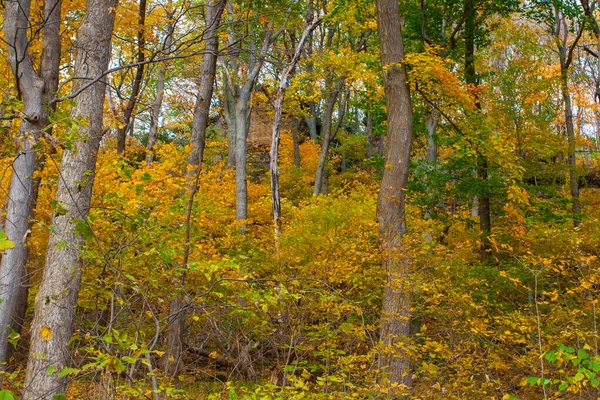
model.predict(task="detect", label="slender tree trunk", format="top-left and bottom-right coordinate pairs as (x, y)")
top-left (233, 29), bottom-right (276, 232)
top-left (561, 68), bottom-right (580, 226)
top-left (235, 93), bottom-right (250, 231)
top-left (116, 0), bottom-right (146, 154)
top-left (464, 0), bottom-right (491, 260)
top-left (187, 0), bottom-right (226, 172)
top-left (304, 103), bottom-right (319, 142)
top-left (224, 79), bottom-right (237, 168)
top-left (270, 19), bottom-right (320, 233)
top-left (146, 13), bottom-right (174, 165)
top-left (554, 6), bottom-right (583, 226)
top-left (425, 108), bottom-right (439, 163)
top-left (375, 0), bottom-right (414, 395)
top-left (23, 0), bottom-right (116, 397)
top-left (313, 78), bottom-right (348, 196)
top-left (0, 0), bottom-right (61, 367)
top-left (161, 0), bottom-right (226, 377)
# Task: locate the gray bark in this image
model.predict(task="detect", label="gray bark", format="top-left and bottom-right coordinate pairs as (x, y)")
top-left (554, 8), bottom-right (583, 227)
top-left (187, 0), bottom-right (226, 172)
top-left (0, 0), bottom-right (61, 367)
top-left (231, 29), bottom-right (278, 232)
top-left (270, 19), bottom-right (321, 233)
top-left (161, 0), bottom-right (226, 377)
top-left (313, 80), bottom-right (348, 196)
top-left (116, 0), bottom-right (146, 154)
top-left (224, 79), bottom-right (237, 167)
top-left (375, 0), bottom-right (414, 394)
top-left (145, 12), bottom-right (174, 165)
top-left (23, 0), bottom-right (116, 397)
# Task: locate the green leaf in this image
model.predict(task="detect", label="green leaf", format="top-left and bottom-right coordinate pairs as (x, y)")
top-left (57, 367), bottom-right (79, 378)
top-left (578, 348), bottom-right (589, 360)
top-left (0, 230), bottom-right (15, 252)
top-left (0, 389), bottom-right (18, 400)
top-left (47, 365), bottom-right (57, 375)
top-left (526, 377), bottom-right (539, 386)
top-left (52, 395), bottom-right (67, 400)
top-left (558, 382), bottom-right (568, 391)
top-left (545, 350), bottom-right (557, 362)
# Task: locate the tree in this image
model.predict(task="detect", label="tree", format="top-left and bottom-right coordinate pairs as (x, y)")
top-left (221, 1), bottom-right (283, 232)
top-left (0, 0), bottom-right (61, 366)
top-left (145, 3), bottom-right (175, 165)
top-left (161, 0), bottom-right (227, 377)
top-left (375, 0), bottom-right (414, 394)
top-left (23, 0), bottom-right (117, 396)
top-left (270, 10), bottom-right (321, 233)
top-left (116, 0), bottom-right (147, 154)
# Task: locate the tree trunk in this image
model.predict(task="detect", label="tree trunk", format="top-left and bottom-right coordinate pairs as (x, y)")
top-left (0, 0), bottom-right (61, 367)
top-left (313, 80), bottom-right (344, 196)
top-left (561, 68), bottom-right (580, 226)
top-left (375, 0), bottom-right (414, 395)
top-left (270, 19), bottom-right (320, 234)
top-left (23, 0), bottom-right (116, 397)
top-left (235, 93), bottom-right (250, 231)
top-left (224, 79), bottom-right (237, 168)
top-left (187, 0), bottom-right (226, 172)
top-left (161, 0), bottom-right (226, 377)
top-left (146, 12), bottom-right (174, 165)
top-left (425, 108), bottom-right (439, 163)
top-left (116, 0), bottom-right (146, 154)
top-left (464, 0), bottom-right (491, 260)
top-left (232, 29), bottom-right (276, 232)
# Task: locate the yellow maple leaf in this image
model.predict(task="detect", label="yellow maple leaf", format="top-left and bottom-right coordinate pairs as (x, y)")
top-left (40, 326), bottom-right (52, 341)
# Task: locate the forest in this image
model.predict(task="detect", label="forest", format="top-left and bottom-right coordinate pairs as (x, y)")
top-left (0, 0), bottom-right (599, 398)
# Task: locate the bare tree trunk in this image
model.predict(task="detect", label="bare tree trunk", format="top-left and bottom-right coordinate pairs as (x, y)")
top-left (235, 93), bottom-right (251, 231)
top-left (146, 11), bottom-right (174, 165)
top-left (425, 108), bottom-right (439, 163)
top-left (23, 0), bottom-right (116, 397)
top-left (187, 0), bottom-right (226, 172)
top-left (0, 0), bottom-right (61, 367)
top-left (554, 6), bottom-right (583, 227)
top-left (561, 68), bottom-right (581, 226)
top-left (116, 0), bottom-right (146, 154)
top-left (224, 79), bottom-right (237, 168)
top-left (270, 18), bottom-right (321, 234)
top-left (313, 81), bottom-right (348, 196)
top-left (375, 0), bottom-right (414, 395)
top-left (463, 0), bottom-right (491, 260)
top-left (161, 0), bottom-right (226, 377)
top-left (233, 29), bottom-right (277, 232)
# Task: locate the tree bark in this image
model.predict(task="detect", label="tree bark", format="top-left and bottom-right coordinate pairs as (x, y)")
top-left (463, 0), bottom-right (491, 260)
top-left (116, 0), bottom-right (146, 154)
top-left (270, 18), bottom-right (321, 234)
top-left (313, 79), bottom-right (349, 196)
top-left (0, 0), bottom-right (61, 367)
top-left (23, 0), bottom-right (116, 397)
top-left (187, 0), bottom-right (226, 172)
top-left (554, 6), bottom-right (583, 226)
top-left (232, 29), bottom-right (277, 232)
top-left (161, 0), bottom-right (226, 377)
top-left (146, 11), bottom-right (174, 165)
top-left (375, 0), bottom-right (414, 394)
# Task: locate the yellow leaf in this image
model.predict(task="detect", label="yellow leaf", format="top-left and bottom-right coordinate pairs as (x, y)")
top-left (40, 326), bottom-right (52, 341)
top-left (209, 351), bottom-right (217, 359)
